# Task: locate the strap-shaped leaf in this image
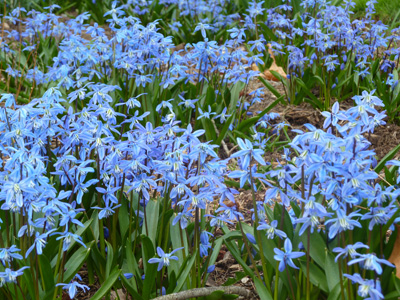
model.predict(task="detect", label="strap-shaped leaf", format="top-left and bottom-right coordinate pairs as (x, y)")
top-left (90, 267), bottom-right (122, 300)
top-left (173, 251), bottom-right (197, 293)
top-left (254, 277), bottom-right (273, 300)
top-left (259, 76), bottom-right (282, 99)
top-left (63, 241), bottom-right (94, 283)
top-left (375, 143), bottom-right (400, 173)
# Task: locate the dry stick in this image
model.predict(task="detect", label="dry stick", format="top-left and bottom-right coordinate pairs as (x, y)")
top-left (151, 286), bottom-right (250, 300)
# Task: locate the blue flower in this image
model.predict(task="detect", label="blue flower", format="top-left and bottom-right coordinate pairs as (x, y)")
top-left (148, 247), bottom-right (184, 271)
top-left (213, 107), bottom-right (231, 124)
top-left (194, 23), bottom-right (213, 39)
top-left (0, 246), bottom-right (23, 265)
top-left (332, 242), bottom-right (369, 262)
top-left (56, 274), bottom-right (90, 299)
top-left (0, 267), bottom-right (29, 285)
top-left (197, 106), bottom-right (216, 120)
top-left (344, 274), bottom-right (383, 299)
top-left (325, 209), bottom-right (362, 239)
top-left (348, 253), bottom-right (394, 275)
top-left (273, 239), bottom-right (305, 272)
top-left (258, 220), bottom-right (287, 239)
top-left (0, 94), bottom-right (15, 108)
top-left (25, 230), bottom-right (55, 258)
top-left (231, 138), bottom-right (265, 170)
top-left (178, 96), bottom-right (198, 109)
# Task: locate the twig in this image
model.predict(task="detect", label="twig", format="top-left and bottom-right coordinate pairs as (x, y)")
top-left (151, 286), bottom-right (251, 300)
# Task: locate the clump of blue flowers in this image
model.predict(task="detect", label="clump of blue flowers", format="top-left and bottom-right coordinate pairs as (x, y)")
top-left (0, 1), bottom-right (400, 300)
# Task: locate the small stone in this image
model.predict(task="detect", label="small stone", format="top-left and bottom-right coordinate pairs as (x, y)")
top-left (241, 277), bottom-right (250, 284)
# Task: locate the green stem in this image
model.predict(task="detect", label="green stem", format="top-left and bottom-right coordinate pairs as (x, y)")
top-left (337, 234), bottom-right (346, 300)
top-left (53, 239), bottom-right (64, 300)
top-left (250, 164), bottom-right (271, 293)
top-left (237, 218), bottom-right (262, 280)
top-left (274, 261), bottom-right (280, 300)
top-left (285, 264), bottom-right (296, 300)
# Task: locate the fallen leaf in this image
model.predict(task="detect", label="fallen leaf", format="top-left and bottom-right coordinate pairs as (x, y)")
top-left (263, 62), bottom-right (287, 82)
top-left (253, 44), bottom-right (287, 81)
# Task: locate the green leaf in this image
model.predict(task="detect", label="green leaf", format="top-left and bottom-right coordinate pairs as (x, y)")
top-left (105, 241), bottom-right (114, 278)
top-left (170, 217), bottom-right (188, 260)
top-left (142, 199), bottom-right (160, 245)
top-left (390, 9), bottom-right (400, 30)
top-left (166, 271), bottom-right (177, 294)
top-left (375, 142), bottom-right (400, 173)
top-left (324, 252), bottom-right (340, 291)
top-left (224, 238), bottom-right (255, 279)
top-left (202, 118), bottom-right (217, 142)
top-left (313, 75), bottom-right (325, 86)
top-left (237, 96), bottom-right (284, 132)
top-left (205, 86), bottom-right (216, 107)
top-left (142, 235), bottom-right (157, 299)
top-left (386, 291), bottom-right (400, 300)
top-left (63, 241), bottom-right (94, 283)
top-left (141, 234), bottom-right (155, 273)
top-left (20, 260), bottom-right (36, 299)
top-left (230, 81), bottom-right (246, 102)
top-left (270, 70), bottom-right (287, 85)
top-left (300, 231), bottom-right (326, 267)
top-left (300, 261), bottom-right (329, 293)
top-left (326, 282), bottom-right (341, 300)
top-left (173, 251), bottom-right (197, 292)
top-left (273, 204), bottom-right (294, 240)
top-left (259, 76), bottom-right (282, 99)
top-left (90, 267), bottom-right (122, 300)
top-left (259, 23), bottom-right (278, 42)
top-left (124, 238), bottom-right (141, 290)
top-left (119, 196), bottom-right (130, 240)
top-left (254, 277), bottom-right (273, 300)
top-left (216, 114), bottom-right (235, 145)
top-left (39, 255), bottom-right (55, 295)
top-left (295, 77), bottom-right (321, 108)
top-left (69, 218), bottom-right (93, 250)
top-left (121, 275), bottom-right (144, 300)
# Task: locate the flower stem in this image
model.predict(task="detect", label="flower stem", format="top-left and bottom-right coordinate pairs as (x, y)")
top-left (249, 164), bottom-right (271, 293)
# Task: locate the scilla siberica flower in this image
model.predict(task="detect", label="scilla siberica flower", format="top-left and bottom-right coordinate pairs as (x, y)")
top-left (332, 242), bottom-right (369, 262)
top-left (274, 239), bottom-right (305, 272)
top-left (258, 220), bottom-right (287, 239)
top-left (149, 247), bottom-right (184, 271)
top-left (0, 267), bottom-right (29, 287)
top-left (56, 274), bottom-right (89, 299)
top-left (0, 246), bottom-right (23, 265)
top-left (325, 209), bottom-right (362, 239)
top-left (344, 274), bottom-right (384, 299)
top-left (231, 138), bottom-right (266, 170)
top-left (348, 253), bottom-right (394, 275)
